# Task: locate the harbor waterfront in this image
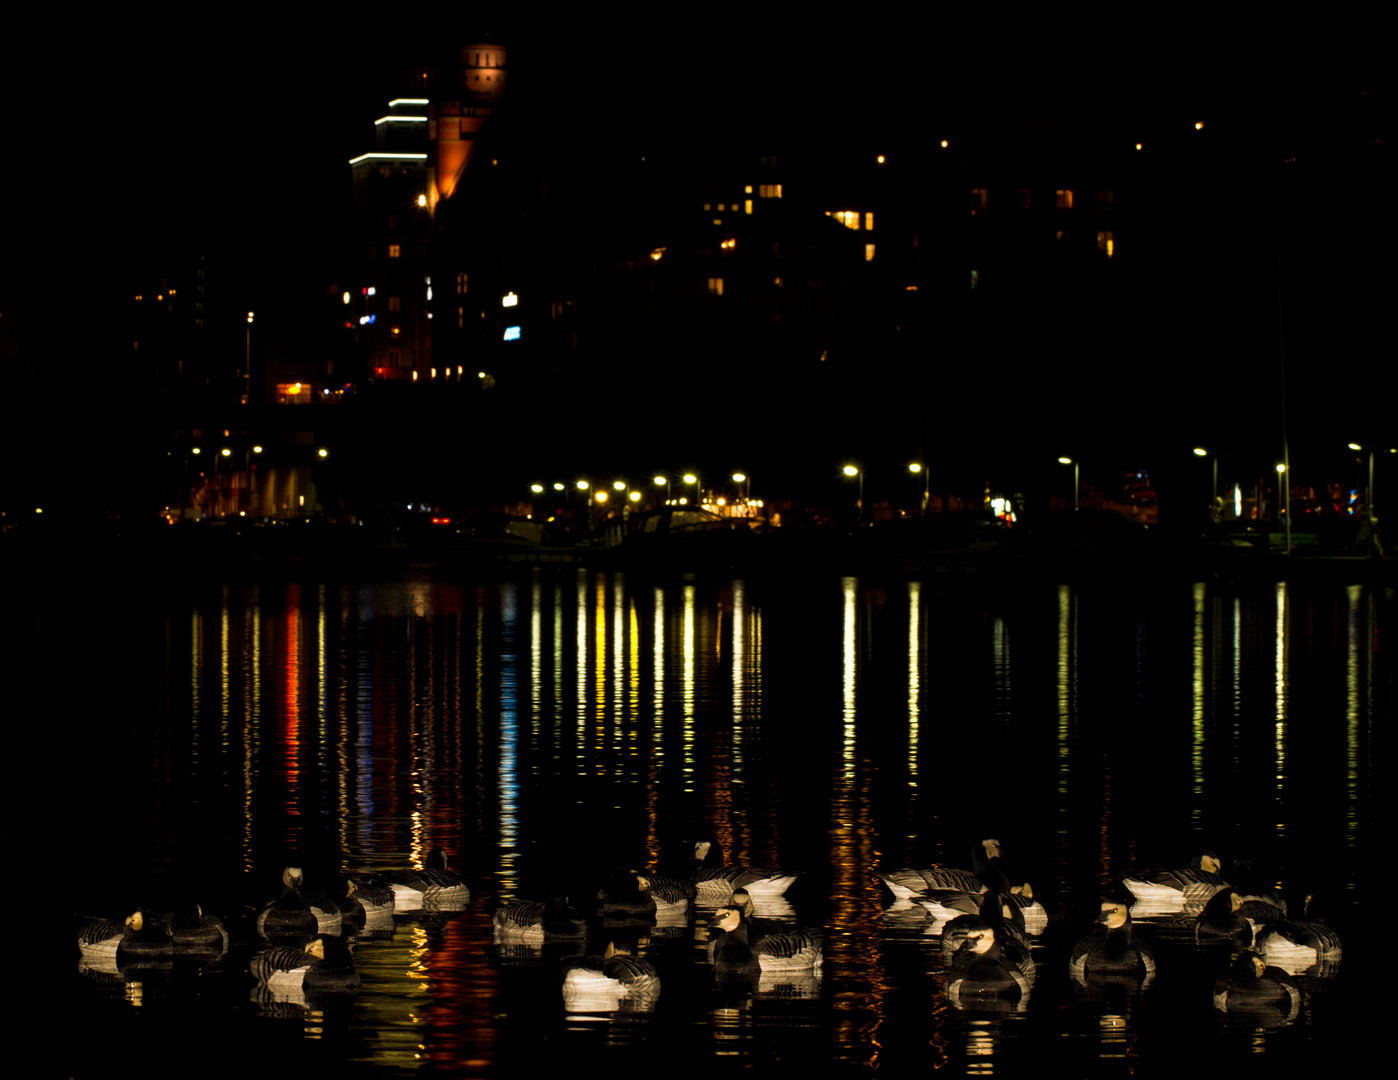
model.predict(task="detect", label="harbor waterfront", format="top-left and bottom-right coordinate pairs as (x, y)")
top-left (32, 561), bottom-right (1392, 1076)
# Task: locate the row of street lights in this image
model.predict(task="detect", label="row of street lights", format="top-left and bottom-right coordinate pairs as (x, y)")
top-left (529, 473), bottom-right (757, 511)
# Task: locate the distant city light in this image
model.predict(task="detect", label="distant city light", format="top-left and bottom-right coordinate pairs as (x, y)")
top-left (843, 465), bottom-right (859, 477)
top-left (940, 140), bottom-right (949, 148)
top-left (503, 326), bottom-right (520, 341)
top-left (417, 194), bottom-right (427, 207)
top-left (1195, 121), bottom-right (1204, 130)
top-left (502, 292), bottom-right (518, 307)
top-left (342, 292), bottom-right (350, 304)
top-left (374, 116), bottom-right (428, 126)
top-left (348, 152), bottom-right (428, 165)
top-left (387, 98), bottom-right (430, 107)
top-left (613, 481), bottom-right (626, 491)
top-left (530, 484), bottom-right (544, 493)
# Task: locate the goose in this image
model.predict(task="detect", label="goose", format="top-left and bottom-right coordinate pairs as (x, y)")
top-left (77, 908), bottom-right (173, 973)
top-left (1122, 850), bottom-right (1229, 916)
top-left (876, 839), bottom-right (1008, 902)
top-left (560, 940), bottom-right (661, 1013)
top-left (1254, 895), bottom-right (1342, 976)
top-left (941, 892), bottom-right (1034, 984)
top-left (597, 866), bottom-right (658, 927)
top-left (708, 903), bottom-right (823, 972)
top-left (249, 936), bottom-right (361, 1003)
top-left (1194, 888), bottom-right (1254, 947)
top-left (162, 904), bottom-right (229, 958)
top-left (384, 848), bottom-right (470, 911)
top-left (257, 866), bottom-right (342, 939)
top-left (690, 839), bottom-right (798, 904)
top-left (1212, 950), bottom-right (1302, 1025)
top-left (944, 927), bottom-right (1032, 1011)
top-left (1007, 883), bottom-right (1049, 937)
top-left (493, 893), bottom-right (588, 946)
top-left (1068, 901), bottom-right (1156, 987)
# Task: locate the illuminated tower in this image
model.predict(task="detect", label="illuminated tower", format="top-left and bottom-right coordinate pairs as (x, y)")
top-left (431, 43), bottom-right (507, 203)
top-left (348, 98), bottom-right (432, 381)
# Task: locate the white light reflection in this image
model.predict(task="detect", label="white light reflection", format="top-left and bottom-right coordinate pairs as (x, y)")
top-left (907, 581), bottom-right (920, 786)
top-left (530, 572), bottom-right (542, 740)
top-left (1345, 585), bottom-right (1362, 844)
top-left (1191, 582), bottom-right (1206, 815)
top-left (653, 587), bottom-right (665, 770)
top-left (576, 569), bottom-right (588, 742)
top-left (842, 577), bottom-right (857, 783)
top-left (733, 580), bottom-right (746, 774)
top-left (498, 583), bottom-right (520, 886)
top-left (1274, 583), bottom-right (1288, 798)
top-left (683, 585), bottom-right (696, 791)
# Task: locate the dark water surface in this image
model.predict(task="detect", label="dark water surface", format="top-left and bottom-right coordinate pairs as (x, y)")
top-left (27, 564), bottom-right (1393, 1075)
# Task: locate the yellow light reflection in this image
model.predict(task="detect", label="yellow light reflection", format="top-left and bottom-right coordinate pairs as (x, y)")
top-left (1191, 582), bottom-right (1206, 814)
top-left (907, 581), bottom-right (920, 786)
top-left (683, 585), bottom-right (696, 792)
top-left (1056, 585), bottom-right (1075, 801)
top-left (842, 576), bottom-right (857, 783)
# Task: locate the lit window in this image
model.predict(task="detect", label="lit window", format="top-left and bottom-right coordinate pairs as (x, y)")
top-left (276, 382), bottom-right (312, 404)
top-left (391, 326), bottom-right (401, 337)
top-left (1097, 231), bottom-right (1115, 257)
top-left (708, 277), bottom-right (724, 296)
top-left (457, 306), bottom-right (464, 329)
top-left (456, 272), bottom-right (467, 294)
top-left (971, 188), bottom-right (988, 213)
top-left (388, 296), bottom-right (401, 311)
top-left (745, 200), bottom-right (753, 214)
top-left (503, 326), bottom-right (521, 341)
top-left (388, 244), bottom-right (401, 258)
top-left (864, 244), bottom-right (875, 262)
top-left (759, 184), bottom-right (782, 198)
top-left (828, 210), bottom-right (861, 230)
top-left (703, 203), bottom-right (711, 211)
top-left (745, 185), bottom-right (753, 193)
top-left (1055, 189), bottom-right (1073, 209)
top-left (865, 212), bottom-right (874, 230)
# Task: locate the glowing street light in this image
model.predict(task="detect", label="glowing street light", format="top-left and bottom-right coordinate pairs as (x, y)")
top-left (683, 473), bottom-right (700, 509)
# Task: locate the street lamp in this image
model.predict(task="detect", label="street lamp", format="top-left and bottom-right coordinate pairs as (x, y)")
top-left (732, 472), bottom-right (751, 513)
top-left (1276, 463), bottom-right (1291, 554)
top-left (683, 473), bottom-right (699, 508)
top-left (654, 475), bottom-right (670, 505)
top-left (244, 311), bottom-right (254, 404)
top-left (1058, 457), bottom-right (1079, 512)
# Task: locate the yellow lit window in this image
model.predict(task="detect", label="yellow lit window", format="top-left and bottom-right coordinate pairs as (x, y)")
top-left (1097, 231), bottom-right (1115, 257)
top-left (1055, 189), bottom-right (1073, 209)
top-left (759, 184), bottom-right (781, 198)
top-left (828, 210), bottom-right (861, 230)
top-left (456, 272), bottom-right (467, 294)
top-left (707, 277), bottom-right (724, 296)
top-left (388, 244), bottom-right (401, 258)
top-left (745, 185), bottom-right (753, 193)
top-left (457, 306), bottom-right (464, 328)
top-left (745, 200), bottom-right (753, 214)
top-left (864, 212), bottom-right (874, 230)
top-left (864, 244), bottom-right (875, 262)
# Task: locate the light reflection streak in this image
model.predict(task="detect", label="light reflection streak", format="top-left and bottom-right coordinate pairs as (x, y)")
top-left (612, 575), bottom-right (625, 754)
top-left (530, 573), bottom-right (542, 740)
top-left (576, 570), bottom-right (587, 741)
top-left (1345, 585), bottom-right (1362, 845)
top-left (1056, 585), bottom-right (1075, 802)
top-left (733, 580), bottom-right (746, 774)
top-left (907, 582), bottom-right (920, 786)
top-left (594, 577), bottom-right (607, 754)
top-left (842, 577), bottom-right (857, 783)
top-left (683, 585), bottom-right (696, 791)
top-left (498, 582), bottom-right (519, 886)
top-left (1191, 582), bottom-right (1206, 811)
top-left (653, 587), bottom-right (665, 771)
top-left (992, 613), bottom-right (1010, 728)
top-left (1274, 583), bottom-right (1287, 796)
top-left (284, 585), bottom-right (302, 819)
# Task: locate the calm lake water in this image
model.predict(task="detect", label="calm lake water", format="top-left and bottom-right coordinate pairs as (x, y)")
top-left (30, 559), bottom-right (1392, 1076)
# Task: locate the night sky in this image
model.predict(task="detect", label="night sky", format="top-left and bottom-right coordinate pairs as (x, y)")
top-left (3, 21), bottom-right (1391, 515)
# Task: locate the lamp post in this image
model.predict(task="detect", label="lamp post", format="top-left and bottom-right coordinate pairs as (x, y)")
top-left (732, 472), bottom-right (750, 516)
top-left (1193, 447), bottom-right (1218, 522)
top-left (843, 465), bottom-right (863, 525)
top-left (245, 311), bottom-right (254, 405)
top-left (1349, 443), bottom-right (1377, 557)
top-left (683, 473), bottom-right (699, 509)
top-left (908, 462), bottom-right (930, 514)
top-left (1058, 457), bottom-right (1079, 512)
top-left (1276, 463), bottom-right (1291, 554)
top-left (654, 475), bottom-right (670, 506)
